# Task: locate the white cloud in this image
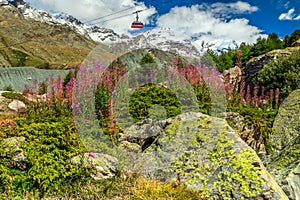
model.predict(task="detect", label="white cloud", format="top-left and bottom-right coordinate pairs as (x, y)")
top-left (210, 1), bottom-right (258, 15)
top-left (279, 8), bottom-right (300, 20)
top-left (26, 0), bottom-right (265, 50)
top-left (26, 0), bottom-right (156, 34)
top-left (157, 4), bottom-right (265, 50)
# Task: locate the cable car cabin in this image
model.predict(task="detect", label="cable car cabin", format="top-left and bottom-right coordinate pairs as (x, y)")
top-left (131, 10), bottom-right (144, 28)
top-left (131, 21), bottom-right (143, 28)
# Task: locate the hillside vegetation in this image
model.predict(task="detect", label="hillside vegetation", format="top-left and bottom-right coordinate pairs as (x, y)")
top-left (208, 29), bottom-right (300, 72)
top-left (0, 5), bottom-right (97, 68)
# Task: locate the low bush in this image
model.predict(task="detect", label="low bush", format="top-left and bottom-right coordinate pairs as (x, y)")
top-left (1, 91), bottom-right (25, 102)
top-left (255, 50), bottom-right (300, 99)
top-left (0, 117), bottom-right (90, 198)
top-left (129, 84), bottom-right (181, 122)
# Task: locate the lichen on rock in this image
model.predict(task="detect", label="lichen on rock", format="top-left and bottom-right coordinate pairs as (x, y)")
top-left (120, 112), bottom-right (288, 199)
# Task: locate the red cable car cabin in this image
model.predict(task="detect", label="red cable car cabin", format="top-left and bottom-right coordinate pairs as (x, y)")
top-left (131, 21), bottom-right (143, 28)
top-left (131, 10), bottom-right (143, 29)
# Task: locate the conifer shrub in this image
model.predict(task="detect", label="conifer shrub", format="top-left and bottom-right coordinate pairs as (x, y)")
top-left (255, 50), bottom-right (300, 99)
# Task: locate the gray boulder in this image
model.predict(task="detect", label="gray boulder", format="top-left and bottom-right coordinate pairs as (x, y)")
top-left (8, 99), bottom-right (26, 112)
top-left (286, 164), bottom-right (300, 200)
top-left (0, 92), bottom-right (16, 116)
top-left (120, 112), bottom-right (288, 200)
top-left (272, 89), bottom-right (300, 151)
top-left (265, 90), bottom-right (300, 200)
top-left (70, 153), bottom-right (119, 180)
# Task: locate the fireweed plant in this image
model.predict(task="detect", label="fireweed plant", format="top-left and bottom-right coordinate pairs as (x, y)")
top-left (64, 55), bottom-right (279, 153)
top-left (0, 53), bottom-right (282, 198)
top-left (16, 54), bottom-right (280, 150)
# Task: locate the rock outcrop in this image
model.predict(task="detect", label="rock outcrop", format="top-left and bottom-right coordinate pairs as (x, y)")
top-left (264, 89), bottom-right (300, 200)
top-left (291, 38), bottom-right (300, 47)
top-left (272, 89), bottom-right (300, 151)
top-left (119, 112), bottom-right (289, 199)
top-left (243, 47), bottom-right (300, 87)
top-left (8, 99), bottom-right (25, 112)
top-left (0, 91), bottom-right (25, 116)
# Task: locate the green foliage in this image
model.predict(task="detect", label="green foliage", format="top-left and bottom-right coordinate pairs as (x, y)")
top-left (129, 84), bottom-right (181, 122)
top-left (229, 106), bottom-right (278, 154)
top-left (95, 83), bottom-right (110, 127)
top-left (140, 53), bottom-right (155, 65)
top-left (238, 42), bottom-right (253, 67)
top-left (0, 117), bottom-right (90, 197)
top-left (208, 32), bottom-right (286, 71)
top-left (2, 84), bottom-right (14, 91)
top-left (251, 33), bottom-right (284, 57)
top-left (207, 48), bottom-right (236, 72)
top-left (255, 50), bottom-right (300, 98)
top-left (193, 83), bottom-right (211, 115)
top-left (1, 91), bottom-right (25, 102)
top-left (283, 29), bottom-right (300, 47)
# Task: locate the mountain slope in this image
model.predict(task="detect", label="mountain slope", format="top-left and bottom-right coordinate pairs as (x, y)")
top-left (14, 2), bottom-right (202, 60)
top-left (0, 3), bottom-right (99, 68)
top-left (0, 1), bottom-right (203, 69)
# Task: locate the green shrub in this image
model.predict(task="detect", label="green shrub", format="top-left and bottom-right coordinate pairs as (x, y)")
top-left (1, 91), bottom-right (25, 102)
top-left (129, 84), bottom-right (181, 122)
top-left (0, 117), bottom-right (90, 197)
top-left (193, 83), bottom-right (211, 115)
top-left (140, 53), bottom-right (155, 65)
top-left (228, 105), bottom-right (277, 154)
top-left (255, 50), bottom-right (300, 99)
top-left (2, 84), bottom-right (14, 92)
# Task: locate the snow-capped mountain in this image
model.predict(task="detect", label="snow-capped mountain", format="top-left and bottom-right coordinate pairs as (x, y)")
top-left (11, 0), bottom-right (202, 59)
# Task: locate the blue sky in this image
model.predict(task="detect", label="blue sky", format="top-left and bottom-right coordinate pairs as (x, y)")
top-left (26, 0), bottom-right (300, 49)
top-left (140, 0), bottom-right (300, 38)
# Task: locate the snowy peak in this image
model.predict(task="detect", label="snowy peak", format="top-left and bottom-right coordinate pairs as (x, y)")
top-left (138, 27), bottom-right (201, 58)
top-left (16, 4), bottom-right (91, 36)
top-left (53, 12), bottom-right (83, 26)
top-left (8, 2), bottom-right (202, 59)
top-left (8, 0), bottom-right (25, 7)
top-left (17, 4), bottom-right (54, 23)
top-left (87, 25), bottom-right (122, 43)
top-left (142, 27), bottom-right (188, 44)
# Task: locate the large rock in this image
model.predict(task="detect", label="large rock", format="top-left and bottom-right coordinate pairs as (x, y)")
top-left (70, 153), bottom-right (119, 180)
top-left (8, 99), bottom-right (26, 112)
top-left (265, 89), bottom-right (300, 200)
top-left (291, 38), bottom-right (300, 47)
top-left (120, 112), bottom-right (288, 200)
top-left (286, 164), bottom-right (300, 200)
top-left (266, 136), bottom-right (300, 200)
top-left (0, 91), bottom-right (26, 115)
top-left (272, 89), bottom-right (300, 151)
top-left (0, 93), bottom-right (15, 116)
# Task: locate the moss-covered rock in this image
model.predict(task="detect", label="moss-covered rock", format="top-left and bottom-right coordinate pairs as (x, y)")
top-left (272, 89), bottom-right (300, 151)
top-left (265, 90), bottom-right (300, 199)
top-left (120, 112), bottom-right (288, 199)
top-left (70, 153), bottom-right (119, 181)
top-left (1, 136), bottom-right (26, 169)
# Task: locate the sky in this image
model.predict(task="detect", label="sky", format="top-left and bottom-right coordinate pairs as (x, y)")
top-left (25, 0), bottom-right (300, 50)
